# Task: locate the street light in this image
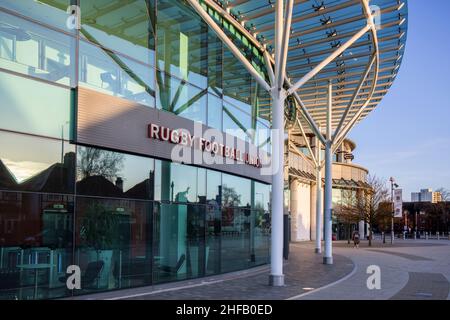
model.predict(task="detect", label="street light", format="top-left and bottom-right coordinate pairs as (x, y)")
top-left (389, 177), bottom-right (399, 244)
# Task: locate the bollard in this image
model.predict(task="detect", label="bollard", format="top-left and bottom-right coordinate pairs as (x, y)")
top-left (403, 231), bottom-right (406, 240)
top-left (425, 232), bottom-right (428, 240)
top-left (382, 232), bottom-right (385, 244)
top-left (414, 231), bottom-right (416, 240)
top-left (437, 232), bottom-right (440, 240)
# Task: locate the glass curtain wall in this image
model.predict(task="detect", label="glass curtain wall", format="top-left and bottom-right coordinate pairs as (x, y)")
top-left (0, 0), bottom-right (271, 300)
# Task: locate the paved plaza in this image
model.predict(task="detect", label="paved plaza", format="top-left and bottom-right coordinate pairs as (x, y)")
top-left (68, 239), bottom-right (450, 300)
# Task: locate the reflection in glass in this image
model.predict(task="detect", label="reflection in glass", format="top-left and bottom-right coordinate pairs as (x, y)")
top-left (79, 0), bottom-right (155, 66)
top-left (76, 146), bottom-right (155, 200)
top-left (223, 102), bottom-right (251, 142)
top-left (156, 0), bottom-right (207, 88)
top-left (79, 41), bottom-right (155, 108)
top-left (207, 31), bottom-right (223, 95)
top-left (0, 72), bottom-right (72, 139)
top-left (156, 71), bottom-right (207, 124)
top-left (74, 196), bottom-right (153, 293)
top-left (206, 170), bottom-right (222, 275)
top-left (207, 94), bottom-right (222, 131)
top-left (0, 191), bottom-right (73, 300)
top-left (0, 131), bottom-right (75, 194)
top-left (0, 10), bottom-right (75, 87)
top-left (222, 173), bottom-right (251, 208)
top-left (153, 202), bottom-right (206, 284)
top-left (1, 0), bottom-right (72, 32)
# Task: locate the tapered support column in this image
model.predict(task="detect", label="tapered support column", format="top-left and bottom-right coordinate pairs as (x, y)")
top-left (315, 133), bottom-right (322, 254)
top-left (323, 81), bottom-right (333, 265)
top-left (269, 0), bottom-right (285, 287)
top-left (269, 90), bottom-right (285, 286)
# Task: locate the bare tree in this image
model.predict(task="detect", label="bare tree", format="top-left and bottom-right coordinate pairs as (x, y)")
top-left (436, 187), bottom-right (450, 202)
top-left (78, 147), bottom-right (125, 182)
top-left (356, 175), bottom-right (390, 246)
top-left (334, 190), bottom-right (360, 243)
top-left (222, 185), bottom-right (242, 207)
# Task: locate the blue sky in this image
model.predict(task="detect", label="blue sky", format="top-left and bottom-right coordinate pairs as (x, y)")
top-left (349, 0), bottom-right (450, 201)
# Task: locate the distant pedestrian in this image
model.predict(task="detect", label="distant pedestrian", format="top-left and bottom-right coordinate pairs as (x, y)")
top-left (352, 231), bottom-right (360, 248)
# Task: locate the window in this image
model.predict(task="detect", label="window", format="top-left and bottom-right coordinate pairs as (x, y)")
top-left (156, 0), bottom-right (207, 88)
top-left (0, 131), bottom-right (75, 194)
top-left (156, 71), bottom-right (207, 124)
top-left (79, 41), bottom-right (155, 108)
top-left (207, 94), bottom-right (222, 130)
top-left (0, 71), bottom-right (72, 139)
top-left (79, 0), bottom-right (155, 67)
top-left (76, 146), bottom-right (155, 199)
top-left (0, 11), bottom-right (75, 87)
top-left (223, 102), bottom-right (251, 142)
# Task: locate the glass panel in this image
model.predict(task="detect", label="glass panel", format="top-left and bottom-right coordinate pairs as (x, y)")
top-left (0, 11), bottom-right (75, 87)
top-left (0, 71), bottom-right (71, 139)
top-left (223, 102), bottom-right (251, 142)
top-left (220, 206), bottom-right (251, 273)
top-left (256, 120), bottom-right (271, 153)
top-left (156, 0), bottom-right (207, 88)
top-left (207, 30), bottom-right (222, 95)
top-left (79, 0), bottom-right (155, 66)
top-left (74, 196), bottom-right (153, 294)
top-left (79, 40), bottom-right (155, 108)
top-left (252, 208), bottom-right (270, 266)
top-left (207, 93), bottom-right (222, 131)
top-left (76, 146), bottom-right (155, 200)
top-left (153, 202), bottom-right (206, 283)
top-left (223, 46), bottom-right (252, 114)
top-left (254, 182), bottom-right (270, 212)
top-left (1, 0), bottom-right (72, 33)
top-left (0, 131), bottom-right (75, 194)
top-left (206, 170), bottom-right (221, 275)
top-left (0, 191), bottom-right (74, 300)
top-left (156, 71), bottom-right (207, 124)
top-left (197, 168), bottom-right (206, 204)
top-left (170, 163), bottom-right (198, 203)
top-left (222, 173), bottom-right (251, 208)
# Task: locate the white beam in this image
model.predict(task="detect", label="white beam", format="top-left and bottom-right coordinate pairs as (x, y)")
top-left (277, 0), bottom-right (294, 87)
top-left (185, 0), bottom-right (271, 92)
top-left (287, 24), bottom-right (371, 95)
top-left (290, 88), bottom-right (326, 145)
top-left (269, 0), bottom-right (285, 288)
top-left (315, 131), bottom-right (322, 254)
top-left (323, 80), bottom-right (333, 265)
top-left (274, 0), bottom-right (283, 89)
top-left (296, 117), bottom-right (318, 167)
top-left (263, 51), bottom-right (275, 87)
top-left (332, 53), bottom-right (376, 143)
top-left (330, 0), bottom-right (381, 148)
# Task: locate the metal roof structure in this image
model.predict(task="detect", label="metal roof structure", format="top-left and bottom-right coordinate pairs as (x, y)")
top-left (185, 0), bottom-right (408, 279)
top-left (204, 0), bottom-right (407, 134)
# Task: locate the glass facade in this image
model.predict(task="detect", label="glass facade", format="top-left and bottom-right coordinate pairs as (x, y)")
top-left (0, 0), bottom-right (271, 300)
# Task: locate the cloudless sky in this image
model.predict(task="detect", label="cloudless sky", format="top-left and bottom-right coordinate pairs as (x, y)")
top-left (349, 0), bottom-right (450, 201)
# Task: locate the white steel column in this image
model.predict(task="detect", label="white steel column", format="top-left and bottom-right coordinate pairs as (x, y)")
top-left (269, 0), bottom-right (285, 287)
top-left (323, 80), bottom-right (333, 265)
top-left (315, 131), bottom-right (322, 254)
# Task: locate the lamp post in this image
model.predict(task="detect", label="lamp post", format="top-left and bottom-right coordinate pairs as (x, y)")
top-left (389, 177), bottom-right (399, 244)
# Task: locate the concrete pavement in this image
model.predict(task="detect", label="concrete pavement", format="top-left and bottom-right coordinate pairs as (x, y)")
top-left (294, 239), bottom-right (450, 300)
top-left (65, 239), bottom-right (450, 300)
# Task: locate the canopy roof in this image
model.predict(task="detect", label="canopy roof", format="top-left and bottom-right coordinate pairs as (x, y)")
top-left (211, 0), bottom-right (408, 131)
top-left (35, 0), bottom-right (407, 135)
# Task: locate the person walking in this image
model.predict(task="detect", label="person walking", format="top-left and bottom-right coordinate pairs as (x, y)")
top-left (352, 230), bottom-right (360, 248)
